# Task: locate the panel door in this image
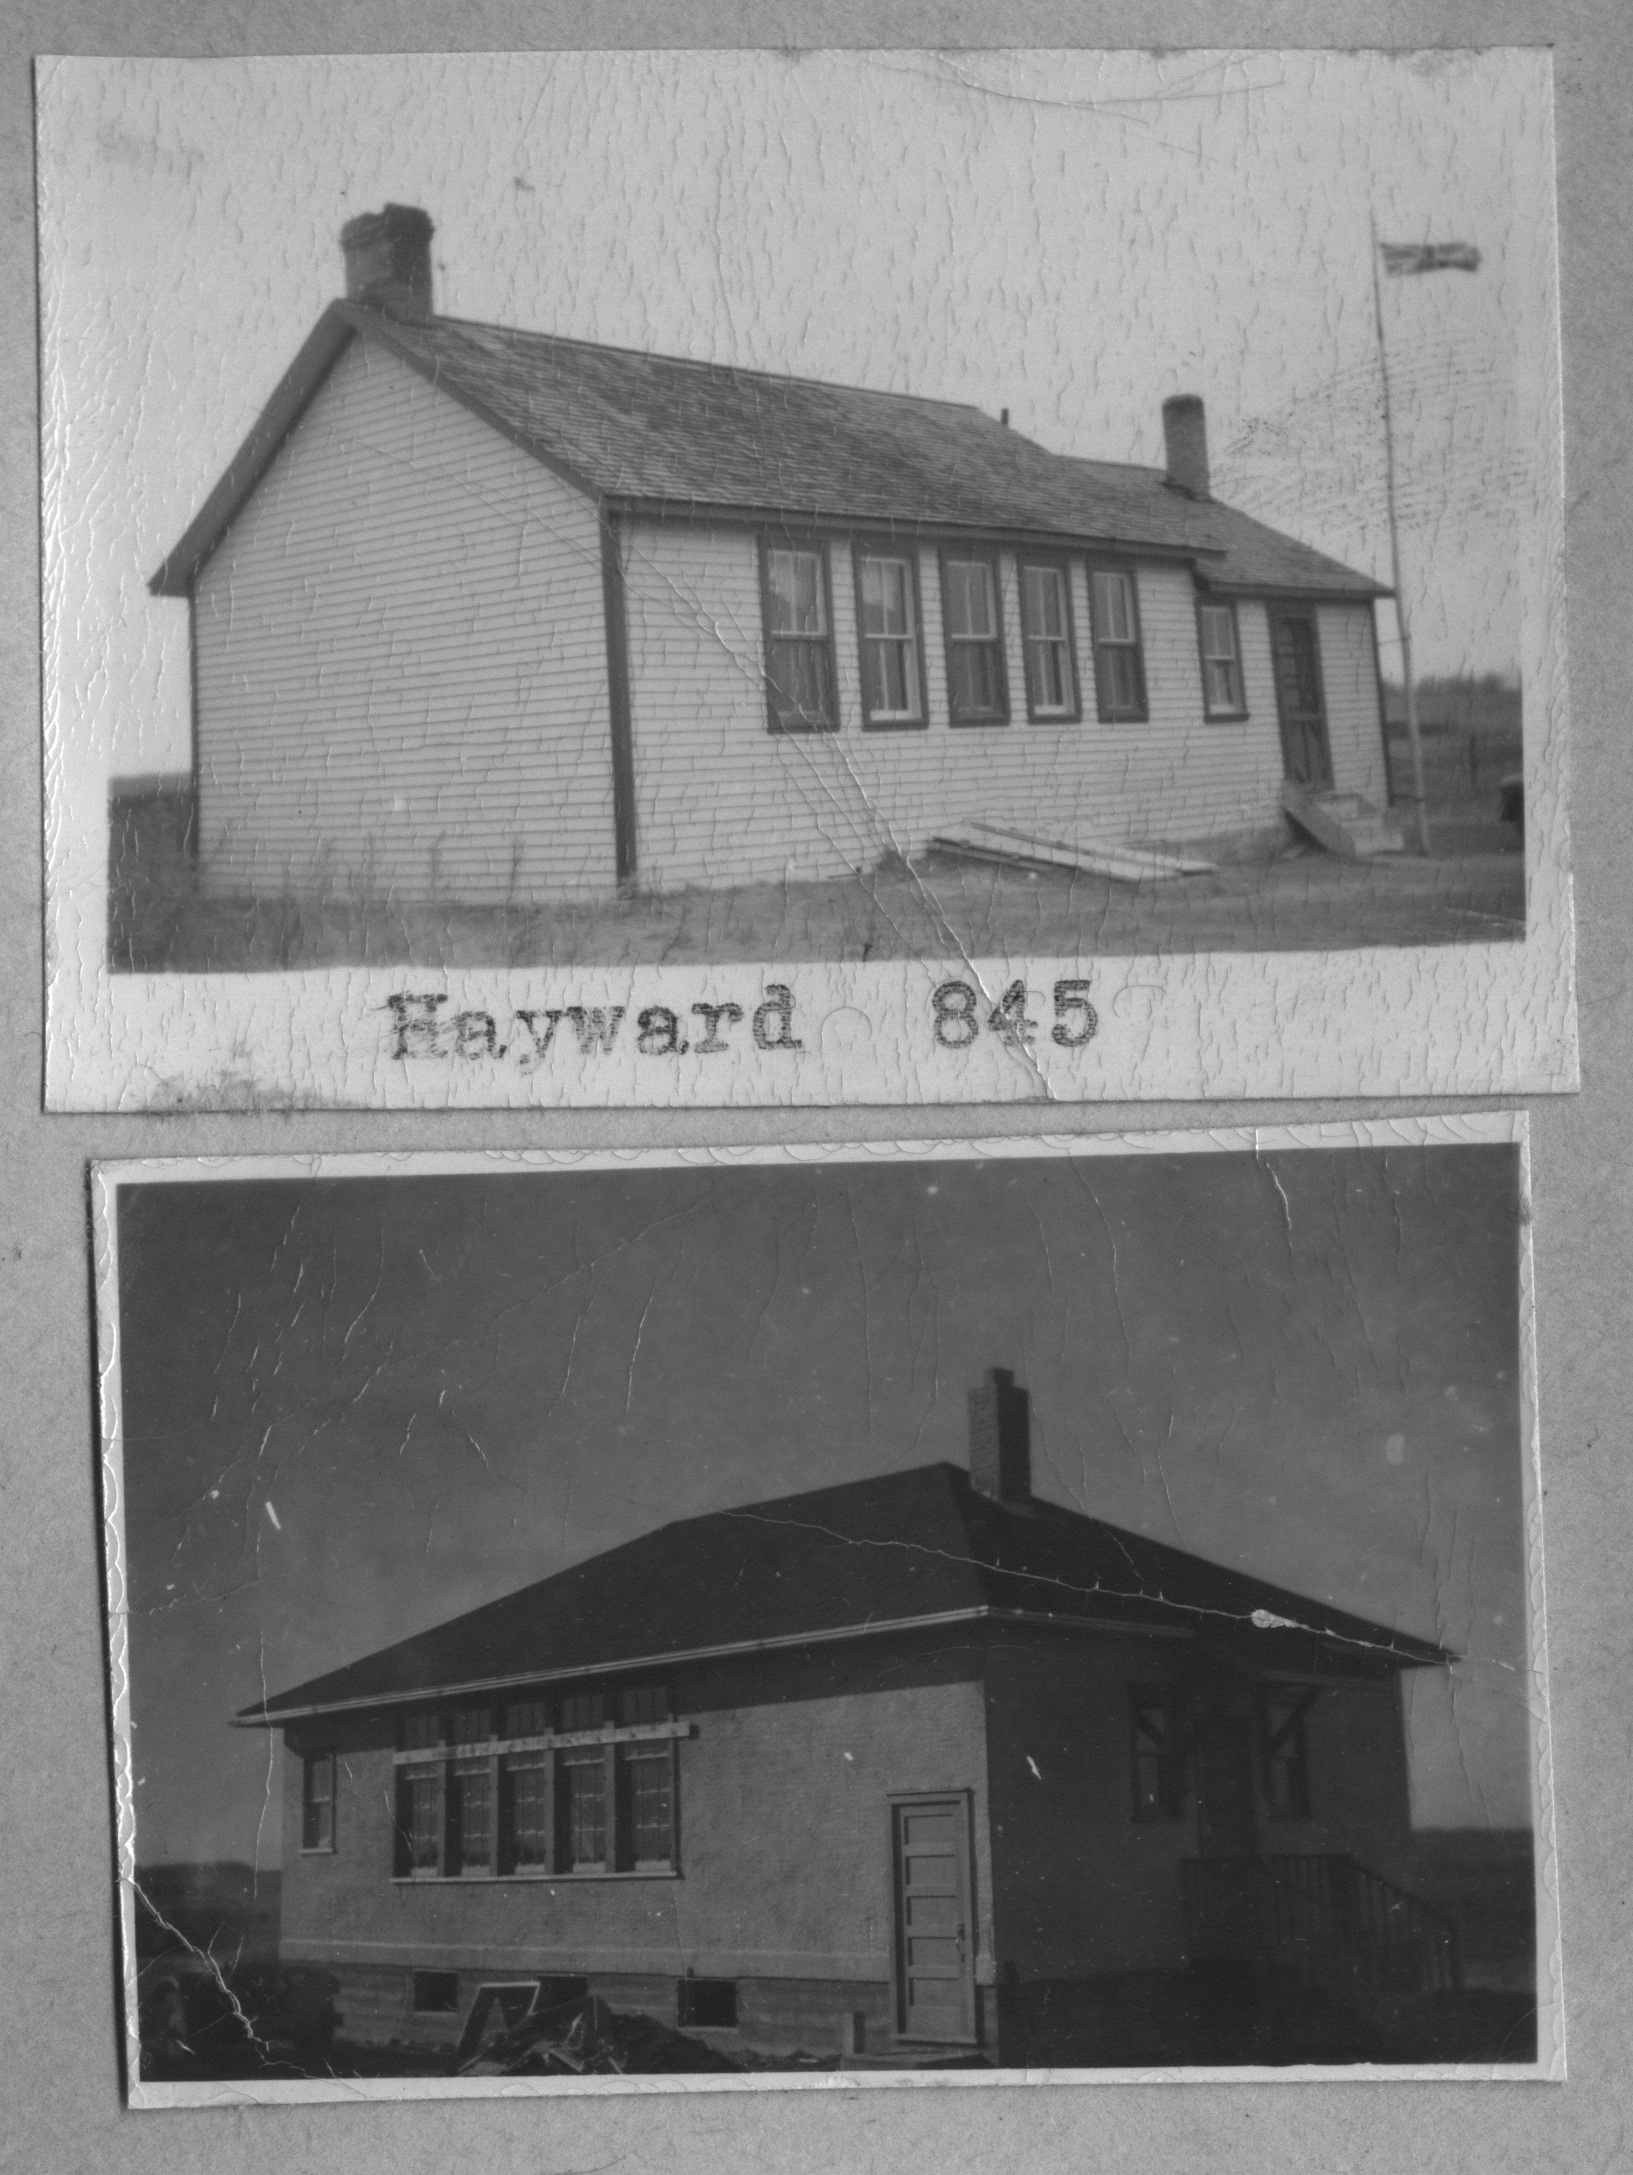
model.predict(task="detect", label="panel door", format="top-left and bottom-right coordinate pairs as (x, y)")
top-left (1270, 611), bottom-right (1334, 787)
top-left (891, 1795), bottom-right (977, 2044)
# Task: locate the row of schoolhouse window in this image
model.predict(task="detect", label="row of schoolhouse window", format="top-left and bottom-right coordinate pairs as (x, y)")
top-left (298, 1684), bottom-right (679, 1878)
top-left (1130, 1682), bottom-right (1315, 1824)
top-left (298, 1677), bottom-right (1315, 1865)
top-left (759, 537), bottom-right (1249, 736)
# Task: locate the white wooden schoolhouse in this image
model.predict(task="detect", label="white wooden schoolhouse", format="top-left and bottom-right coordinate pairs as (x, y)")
top-left (150, 205), bottom-right (1397, 908)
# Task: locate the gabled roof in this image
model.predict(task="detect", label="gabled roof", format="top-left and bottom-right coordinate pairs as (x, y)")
top-left (151, 301), bottom-right (1389, 603)
top-left (239, 1463), bottom-right (1450, 1725)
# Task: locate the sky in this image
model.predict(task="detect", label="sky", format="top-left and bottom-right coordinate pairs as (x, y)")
top-left (112, 1141), bottom-right (1538, 1868)
top-left (38, 46), bottom-right (1558, 809)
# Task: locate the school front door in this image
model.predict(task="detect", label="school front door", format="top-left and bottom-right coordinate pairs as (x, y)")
top-left (890, 1794), bottom-right (977, 2044)
top-left (1270, 611), bottom-right (1334, 788)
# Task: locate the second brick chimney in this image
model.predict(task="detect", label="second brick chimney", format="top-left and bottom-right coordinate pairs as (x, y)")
top-left (968, 1367), bottom-right (1032, 1506)
top-left (1161, 394), bottom-right (1210, 500)
top-left (340, 204), bottom-right (435, 320)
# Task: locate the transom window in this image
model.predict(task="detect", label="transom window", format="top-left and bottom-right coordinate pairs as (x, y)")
top-left (1198, 601), bottom-right (1247, 718)
top-left (856, 552), bottom-right (924, 727)
top-left (761, 543), bottom-right (837, 732)
top-left (301, 1751), bottom-right (336, 1852)
top-left (392, 1687), bottom-right (681, 1880)
top-left (1089, 568), bottom-right (1148, 722)
top-left (941, 553), bottom-right (1009, 724)
top-left (1020, 562), bottom-right (1079, 720)
top-left (1129, 1688), bottom-right (1184, 1821)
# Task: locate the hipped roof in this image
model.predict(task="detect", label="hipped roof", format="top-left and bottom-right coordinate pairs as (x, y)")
top-left (152, 301), bottom-right (1389, 603)
top-left (240, 1462), bottom-right (1450, 1726)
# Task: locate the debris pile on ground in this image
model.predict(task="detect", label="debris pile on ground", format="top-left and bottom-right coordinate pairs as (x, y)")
top-left (456, 1985), bottom-right (742, 2077)
top-left (930, 817), bottom-right (1214, 882)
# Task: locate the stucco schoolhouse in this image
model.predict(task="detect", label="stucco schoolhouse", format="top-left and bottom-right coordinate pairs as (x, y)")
top-left (150, 206), bottom-right (1399, 912)
top-left (240, 1368), bottom-right (1463, 2067)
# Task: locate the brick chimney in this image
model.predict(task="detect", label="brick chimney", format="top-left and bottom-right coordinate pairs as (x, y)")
top-left (340, 204), bottom-right (434, 320)
top-left (968, 1367), bottom-right (1031, 1506)
top-left (1162, 394), bottom-right (1210, 500)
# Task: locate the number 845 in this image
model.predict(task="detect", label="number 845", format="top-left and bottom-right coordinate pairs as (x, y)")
top-left (931, 979), bottom-right (1098, 1050)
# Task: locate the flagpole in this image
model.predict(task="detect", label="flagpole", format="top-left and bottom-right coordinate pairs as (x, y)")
top-left (1371, 214), bottom-right (1431, 855)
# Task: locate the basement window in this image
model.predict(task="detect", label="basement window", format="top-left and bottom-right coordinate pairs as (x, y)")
top-left (412, 1971), bottom-right (460, 2014)
top-left (677, 1977), bottom-right (739, 2029)
top-left (1198, 600), bottom-right (1247, 719)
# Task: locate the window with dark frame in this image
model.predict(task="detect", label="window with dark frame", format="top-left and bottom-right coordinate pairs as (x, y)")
top-left (761, 541), bottom-right (837, 732)
top-left (940, 551), bottom-right (1009, 723)
top-left (395, 1764), bottom-right (442, 1876)
top-left (301, 1751), bottom-right (336, 1852)
top-left (501, 1754), bottom-right (551, 1871)
top-left (1197, 599), bottom-right (1247, 718)
top-left (1020, 561), bottom-right (1079, 720)
top-left (1129, 1687), bottom-right (1184, 1821)
top-left (561, 1750), bottom-right (609, 1870)
top-left (855, 550), bottom-right (925, 727)
top-left (1261, 1687), bottom-right (1314, 1820)
top-left (620, 1744), bottom-right (676, 1866)
top-left (1089, 567), bottom-right (1148, 721)
top-left (450, 1756), bottom-right (494, 1875)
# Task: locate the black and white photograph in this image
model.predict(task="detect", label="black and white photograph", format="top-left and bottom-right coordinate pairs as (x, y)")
top-left (94, 1122), bottom-right (1558, 2103)
top-left (41, 48), bottom-right (1574, 1110)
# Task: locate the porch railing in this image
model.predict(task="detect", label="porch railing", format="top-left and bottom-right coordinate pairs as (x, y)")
top-left (1181, 1854), bottom-right (1462, 2007)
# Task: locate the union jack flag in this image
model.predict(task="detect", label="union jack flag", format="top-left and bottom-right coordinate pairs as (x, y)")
top-left (1381, 241), bottom-right (1481, 276)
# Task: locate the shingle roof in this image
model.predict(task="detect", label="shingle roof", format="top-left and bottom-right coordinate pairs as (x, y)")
top-left (152, 301), bottom-right (1389, 602)
top-left (240, 1463), bottom-right (1450, 1724)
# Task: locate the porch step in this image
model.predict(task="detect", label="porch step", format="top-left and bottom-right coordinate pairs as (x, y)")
top-left (1282, 784), bottom-right (1406, 860)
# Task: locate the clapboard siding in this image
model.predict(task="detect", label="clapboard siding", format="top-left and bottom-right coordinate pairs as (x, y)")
top-left (193, 337), bottom-right (617, 904)
top-left (622, 526), bottom-right (1296, 888)
top-left (1318, 605), bottom-right (1389, 805)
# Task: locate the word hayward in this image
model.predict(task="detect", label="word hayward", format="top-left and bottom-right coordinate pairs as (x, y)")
top-left (386, 987), bottom-right (805, 1065)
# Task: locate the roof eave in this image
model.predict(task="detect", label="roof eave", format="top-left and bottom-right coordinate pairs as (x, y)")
top-left (1198, 574), bottom-right (1393, 604)
top-left (603, 492), bottom-right (1225, 563)
top-left (233, 1588), bottom-right (1450, 1731)
top-left (231, 1600), bottom-right (1201, 1728)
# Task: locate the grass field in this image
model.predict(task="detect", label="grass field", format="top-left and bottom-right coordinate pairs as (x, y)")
top-left (109, 677), bottom-right (1525, 972)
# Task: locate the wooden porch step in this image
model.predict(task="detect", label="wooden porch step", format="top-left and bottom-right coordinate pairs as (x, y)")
top-left (1282, 785), bottom-right (1407, 860)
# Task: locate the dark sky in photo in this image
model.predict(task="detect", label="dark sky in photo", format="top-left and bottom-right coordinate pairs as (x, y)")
top-left (114, 1143), bottom-right (1533, 1866)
